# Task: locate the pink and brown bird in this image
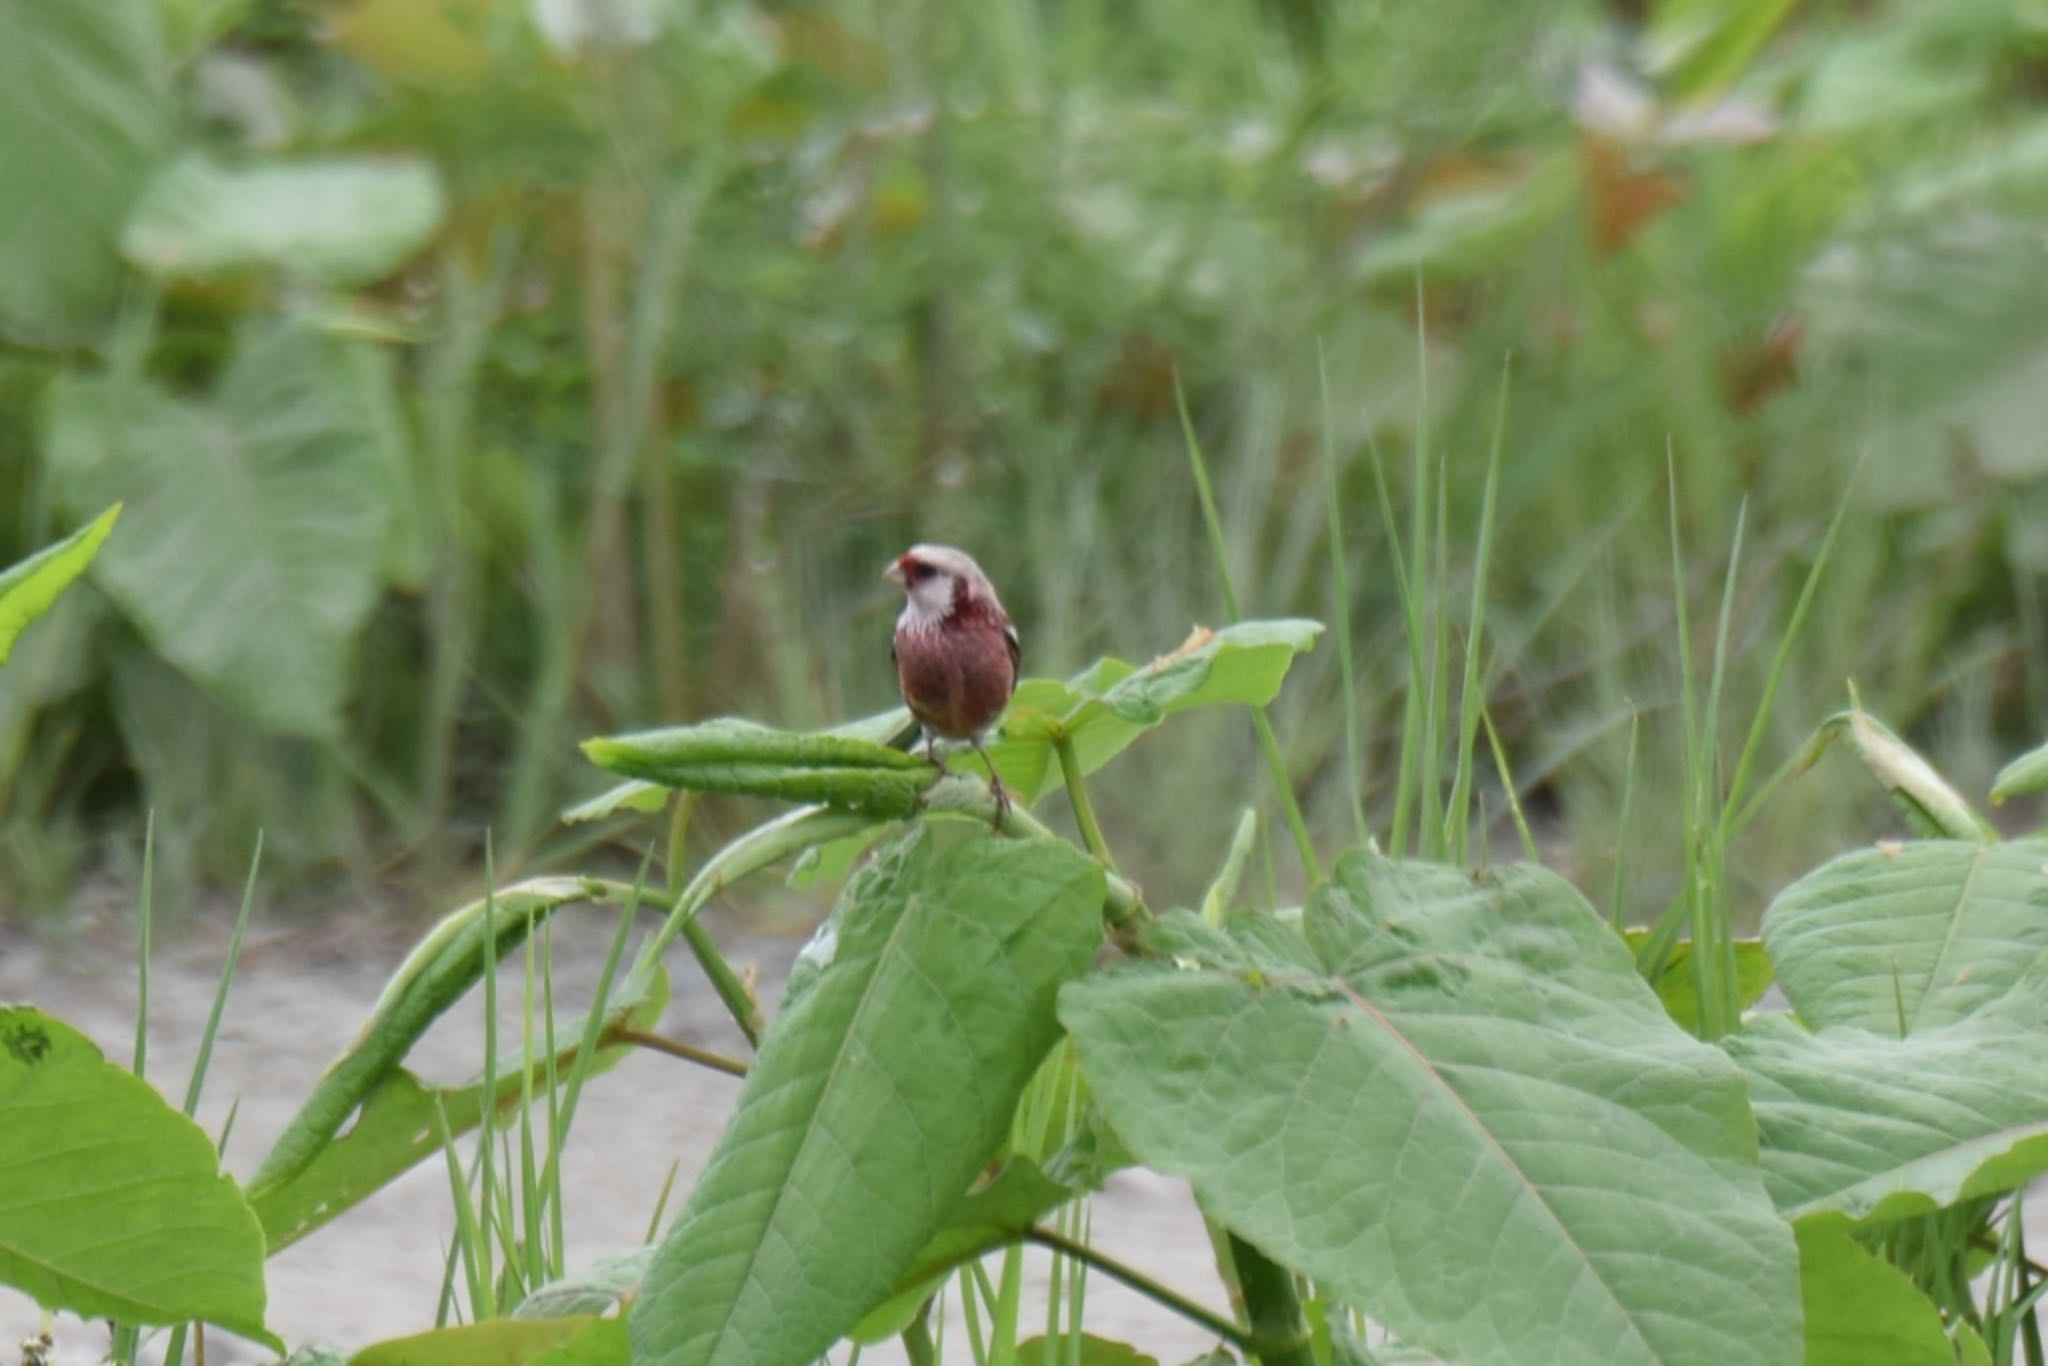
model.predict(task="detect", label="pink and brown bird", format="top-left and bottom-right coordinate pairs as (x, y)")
top-left (885, 544), bottom-right (1019, 821)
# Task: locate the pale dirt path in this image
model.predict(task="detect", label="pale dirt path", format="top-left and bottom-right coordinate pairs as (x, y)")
top-left (0, 909), bottom-right (1222, 1365)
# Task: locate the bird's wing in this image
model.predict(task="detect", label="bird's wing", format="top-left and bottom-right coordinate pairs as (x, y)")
top-left (1004, 619), bottom-right (1020, 678)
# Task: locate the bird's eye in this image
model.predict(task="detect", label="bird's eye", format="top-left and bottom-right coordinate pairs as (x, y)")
top-left (910, 562), bottom-right (937, 582)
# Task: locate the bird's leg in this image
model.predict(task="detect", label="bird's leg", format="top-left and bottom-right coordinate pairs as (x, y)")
top-left (972, 738), bottom-right (1009, 829)
top-left (923, 730), bottom-right (942, 766)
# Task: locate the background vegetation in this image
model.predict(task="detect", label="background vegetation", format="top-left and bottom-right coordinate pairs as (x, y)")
top-left (5, 0), bottom-right (2048, 920)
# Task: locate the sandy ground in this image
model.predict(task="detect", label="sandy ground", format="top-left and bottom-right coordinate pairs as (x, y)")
top-left (0, 906), bottom-right (1223, 1365)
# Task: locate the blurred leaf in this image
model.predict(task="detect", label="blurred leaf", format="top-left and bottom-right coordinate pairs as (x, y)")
top-left (1762, 838), bottom-right (2048, 1035)
top-left (0, 0), bottom-right (169, 341)
top-left (1352, 153), bottom-right (1576, 284)
top-left (353, 1316), bottom-right (625, 1366)
top-left (629, 830), bottom-right (1105, 1366)
top-left (0, 504), bottom-right (118, 667)
top-left (249, 877), bottom-right (612, 1195)
top-left (983, 620), bottom-right (1323, 806)
top-left (251, 961), bottom-right (667, 1250)
top-left (1991, 739), bottom-right (2048, 805)
top-left (1793, 1218), bottom-right (1959, 1365)
top-left (1728, 1014), bottom-right (2048, 1222)
top-left (123, 154), bottom-right (447, 286)
top-left (1650, 0), bottom-right (1799, 100)
top-left (45, 321), bottom-right (402, 739)
top-left (1800, 708), bottom-right (1994, 842)
top-left (1061, 855), bottom-right (1799, 1366)
top-left (1623, 931), bottom-right (1774, 1033)
top-left (0, 1006), bottom-right (276, 1345)
top-left (583, 717), bottom-right (931, 817)
top-left (562, 778), bottom-right (669, 824)
top-left (326, 0), bottom-right (504, 86)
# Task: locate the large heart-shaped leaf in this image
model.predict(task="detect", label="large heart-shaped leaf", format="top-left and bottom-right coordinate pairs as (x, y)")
top-left (1762, 839), bottom-right (2048, 1035)
top-left (123, 154), bottom-right (447, 286)
top-left (0, 1007), bottom-right (275, 1345)
top-left (45, 320), bottom-right (405, 738)
top-left (0, 0), bottom-right (168, 341)
top-left (1725, 1013), bottom-right (2048, 1222)
top-left (628, 829), bottom-right (1105, 1366)
top-left (982, 620), bottom-right (1323, 806)
top-left (1061, 853), bottom-right (1800, 1366)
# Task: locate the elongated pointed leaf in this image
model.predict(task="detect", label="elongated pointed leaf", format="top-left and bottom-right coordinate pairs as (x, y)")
top-left (629, 829), bottom-right (1105, 1366)
top-left (1061, 853), bottom-right (1800, 1366)
top-left (0, 1007), bottom-right (274, 1345)
top-left (45, 321), bottom-right (404, 738)
top-left (1991, 739), bottom-right (2048, 804)
top-left (0, 504), bottom-right (118, 667)
top-left (1726, 1014), bottom-right (2048, 1222)
top-left (0, 0), bottom-right (168, 340)
top-left (1802, 710), bottom-right (1993, 842)
top-left (1762, 838), bottom-right (2048, 1034)
top-left (583, 717), bottom-right (930, 816)
top-left (984, 619), bottom-right (1323, 805)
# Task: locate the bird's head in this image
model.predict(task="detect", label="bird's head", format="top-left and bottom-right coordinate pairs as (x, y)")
top-left (885, 544), bottom-right (997, 623)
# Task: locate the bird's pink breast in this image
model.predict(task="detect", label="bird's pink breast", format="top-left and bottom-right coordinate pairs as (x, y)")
top-left (895, 615), bottom-right (1016, 739)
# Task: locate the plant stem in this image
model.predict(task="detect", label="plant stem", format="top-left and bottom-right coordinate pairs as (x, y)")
top-left (1054, 733), bottom-right (1115, 868)
top-left (1228, 1234), bottom-right (1317, 1366)
top-left (614, 1027), bottom-right (749, 1077)
top-left (901, 1314), bottom-right (938, 1366)
top-left (1025, 1226), bottom-right (1250, 1351)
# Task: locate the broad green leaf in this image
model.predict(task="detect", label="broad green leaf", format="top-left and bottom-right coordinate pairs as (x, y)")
top-left (851, 1157), bottom-right (1078, 1343)
top-left (353, 1316), bottom-right (624, 1366)
top-left (0, 504), bottom-right (118, 667)
top-left (629, 829), bottom-right (1106, 1366)
top-left (123, 154), bottom-right (447, 286)
top-left (0, 1007), bottom-right (274, 1344)
top-left (1623, 932), bottom-right (1775, 1033)
top-left (1761, 838), bottom-right (2048, 1035)
top-left (1725, 1014), bottom-right (2048, 1222)
top-left (0, 0), bottom-right (169, 341)
top-left (980, 620), bottom-right (1323, 806)
top-left (584, 717), bottom-right (931, 817)
top-left (1991, 739), bottom-right (2048, 805)
top-left (250, 877), bottom-right (614, 1194)
top-left (1061, 853), bottom-right (1800, 1366)
top-left (1793, 1217), bottom-right (1966, 1365)
top-left (45, 321), bottom-right (404, 738)
top-left (1801, 709), bottom-right (1993, 842)
top-left (251, 961), bottom-right (667, 1250)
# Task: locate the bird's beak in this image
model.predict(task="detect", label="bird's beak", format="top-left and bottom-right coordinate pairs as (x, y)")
top-left (882, 556), bottom-right (907, 587)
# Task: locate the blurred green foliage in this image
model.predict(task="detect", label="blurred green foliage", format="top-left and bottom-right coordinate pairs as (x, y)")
top-left (4, 0), bottom-right (2048, 916)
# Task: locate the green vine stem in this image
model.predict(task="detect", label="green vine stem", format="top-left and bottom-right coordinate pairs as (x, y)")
top-left (1053, 733), bottom-right (1116, 869)
top-left (1228, 1233), bottom-right (1317, 1366)
top-left (1025, 1225), bottom-right (1250, 1352)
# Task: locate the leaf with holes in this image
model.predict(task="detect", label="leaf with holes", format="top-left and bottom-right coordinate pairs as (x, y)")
top-left (1061, 853), bottom-right (1799, 1366)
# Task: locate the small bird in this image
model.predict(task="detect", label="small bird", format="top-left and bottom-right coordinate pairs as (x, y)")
top-left (885, 544), bottom-right (1020, 822)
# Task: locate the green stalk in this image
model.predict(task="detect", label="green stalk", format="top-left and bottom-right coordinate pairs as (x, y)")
top-left (1609, 712), bottom-right (1641, 932)
top-left (1054, 734), bottom-right (1115, 868)
top-left (1446, 363), bottom-right (1510, 865)
top-left (1318, 345), bottom-right (1369, 848)
top-left (1025, 1227), bottom-right (1251, 1352)
top-left (1370, 446), bottom-right (1423, 858)
top-left (1175, 379), bottom-right (1322, 882)
top-left (1228, 1234), bottom-right (1315, 1366)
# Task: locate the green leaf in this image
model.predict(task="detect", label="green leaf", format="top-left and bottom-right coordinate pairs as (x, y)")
top-left (1793, 1218), bottom-right (1958, 1366)
top-left (1991, 739), bottom-right (2048, 805)
top-left (981, 620), bottom-right (1323, 807)
top-left (0, 1006), bottom-right (274, 1345)
top-left (583, 717), bottom-right (932, 817)
top-left (1650, 0), bottom-right (1800, 99)
top-left (1015, 1337), bottom-right (1159, 1366)
top-left (1761, 838), bottom-right (2048, 1035)
top-left (1801, 709), bottom-right (1994, 842)
top-left (0, 0), bottom-right (169, 341)
top-left (628, 829), bottom-right (1106, 1366)
top-left (44, 321), bottom-right (404, 738)
top-left (251, 961), bottom-right (666, 1250)
top-left (0, 504), bottom-right (118, 667)
top-left (515, 1248), bottom-right (654, 1319)
top-left (561, 778), bottom-right (670, 824)
top-left (250, 877), bottom-right (616, 1197)
top-left (1726, 1014), bottom-right (2048, 1222)
top-left (352, 1316), bottom-right (625, 1366)
top-left (123, 154), bottom-right (447, 286)
top-left (1061, 853), bottom-right (1800, 1366)
top-left (1624, 932), bottom-right (1775, 1034)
